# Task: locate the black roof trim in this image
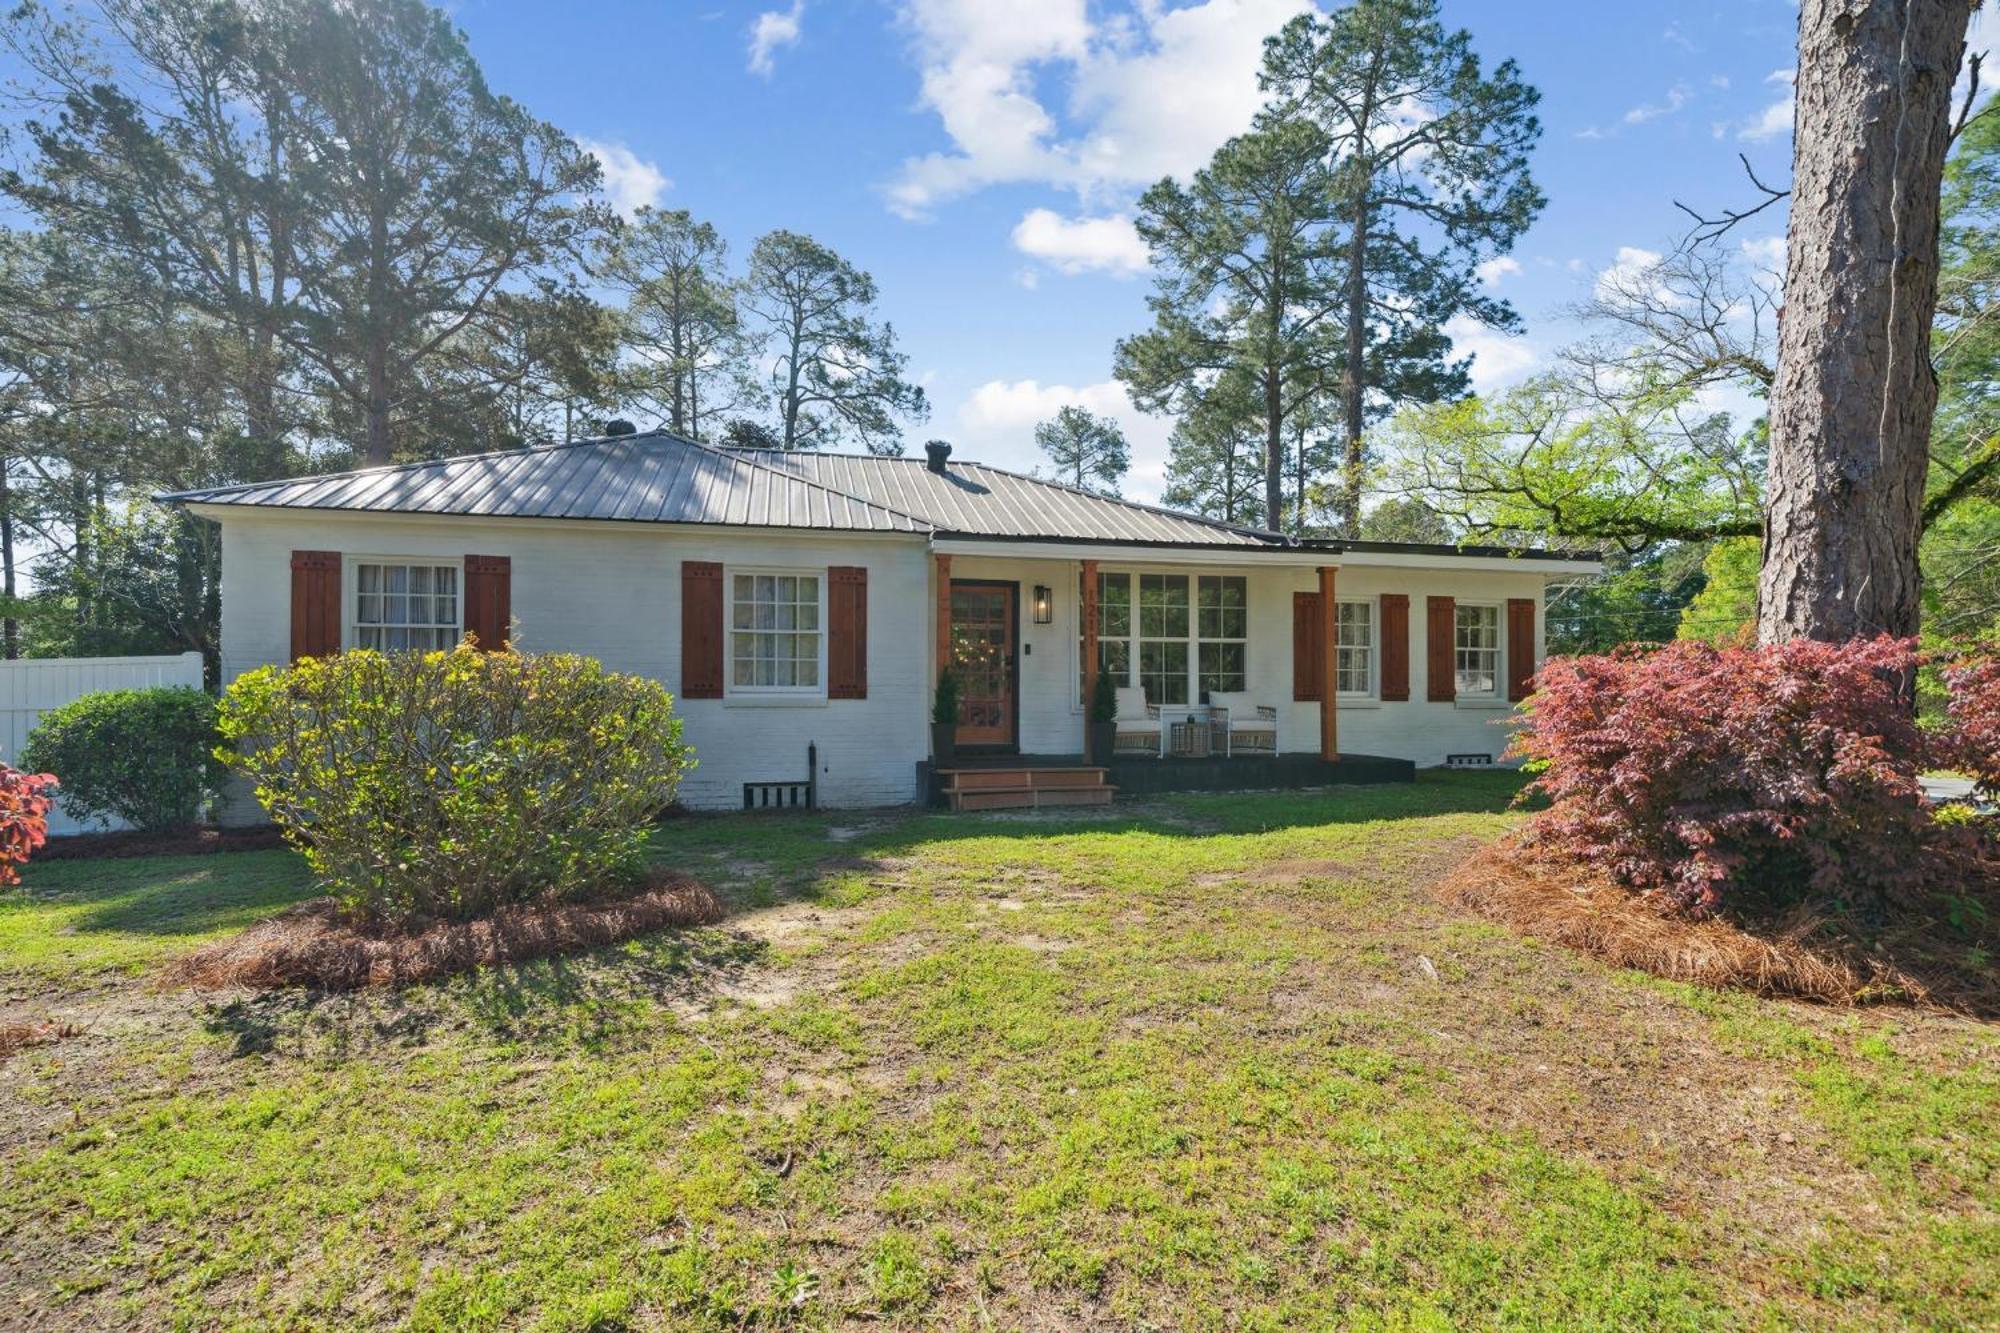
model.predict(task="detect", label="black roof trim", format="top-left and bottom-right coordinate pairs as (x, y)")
top-left (935, 531), bottom-right (1600, 561)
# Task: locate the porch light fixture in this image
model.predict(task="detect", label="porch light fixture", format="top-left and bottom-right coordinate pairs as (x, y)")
top-left (1032, 584), bottom-right (1053, 624)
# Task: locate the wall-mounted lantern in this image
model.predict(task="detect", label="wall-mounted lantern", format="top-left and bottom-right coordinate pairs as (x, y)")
top-left (1032, 584), bottom-right (1053, 624)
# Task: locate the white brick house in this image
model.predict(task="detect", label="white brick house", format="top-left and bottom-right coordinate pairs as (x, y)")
top-left (166, 432), bottom-right (1600, 811)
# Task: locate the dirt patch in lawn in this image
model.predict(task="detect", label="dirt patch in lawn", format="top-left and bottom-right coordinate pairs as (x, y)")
top-left (1439, 837), bottom-right (2000, 1015)
top-left (36, 825), bottom-right (291, 861)
top-left (162, 871), bottom-right (725, 992)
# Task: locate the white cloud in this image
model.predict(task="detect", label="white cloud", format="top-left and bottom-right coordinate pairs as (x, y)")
top-left (886, 0), bottom-right (1309, 217)
top-left (1444, 315), bottom-right (1539, 394)
top-left (1475, 256), bottom-right (1522, 287)
top-left (748, 1), bottom-right (805, 78)
top-left (1623, 83), bottom-right (1692, 125)
top-left (1739, 68), bottom-right (1794, 142)
top-left (578, 139), bottom-right (670, 216)
top-left (1594, 245), bottom-right (1665, 302)
top-left (1663, 23), bottom-right (1697, 53)
top-left (955, 377), bottom-right (1174, 498)
top-left (1010, 209), bottom-right (1149, 277)
top-left (1739, 234), bottom-right (1786, 274)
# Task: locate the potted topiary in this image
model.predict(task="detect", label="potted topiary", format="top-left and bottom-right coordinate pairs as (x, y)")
top-left (1087, 670), bottom-right (1118, 766)
top-left (931, 666), bottom-right (960, 767)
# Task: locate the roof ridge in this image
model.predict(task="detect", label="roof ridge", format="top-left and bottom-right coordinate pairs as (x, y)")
top-left (680, 437), bottom-right (938, 531)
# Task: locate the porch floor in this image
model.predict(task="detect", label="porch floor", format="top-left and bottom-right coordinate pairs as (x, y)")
top-left (928, 751), bottom-right (1416, 803)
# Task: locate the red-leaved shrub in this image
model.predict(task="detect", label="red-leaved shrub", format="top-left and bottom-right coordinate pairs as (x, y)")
top-left (1941, 656), bottom-right (2000, 799)
top-left (1511, 636), bottom-right (1938, 915)
top-left (0, 765), bottom-right (58, 887)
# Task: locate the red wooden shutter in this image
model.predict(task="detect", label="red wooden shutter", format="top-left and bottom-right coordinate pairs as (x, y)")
top-left (1379, 593), bottom-right (1410, 701)
top-left (680, 561), bottom-right (725, 699)
top-left (289, 550), bottom-right (341, 662)
top-left (827, 566), bottom-right (868, 699)
top-left (1293, 590), bottom-right (1323, 701)
top-left (1507, 597), bottom-right (1537, 702)
top-left (1426, 595), bottom-right (1456, 702)
top-left (464, 555), bottom-right (511, 650)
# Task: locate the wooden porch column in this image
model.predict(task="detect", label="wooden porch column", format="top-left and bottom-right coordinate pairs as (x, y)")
top-left (1080, 559), bottom-right (1099, 751)
top-left (1318, 565), bottom-right (1339, 762)
top-left (934, 553), bottom-right (953, 672)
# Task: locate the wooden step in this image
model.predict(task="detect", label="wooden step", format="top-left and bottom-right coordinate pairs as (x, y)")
top-left (946, 785), bottom-right (1117, 812)
top-left (941, 766), bottom-right (1108, 792)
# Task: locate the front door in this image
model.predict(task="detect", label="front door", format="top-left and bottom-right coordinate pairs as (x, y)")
top-left (949, 581), bottom-right (1016, 748)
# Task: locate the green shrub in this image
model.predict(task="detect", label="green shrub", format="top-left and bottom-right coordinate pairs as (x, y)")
top-left (217, 643), bottom-right (693, 924)
top-left (22, 686), bottom-right (223, 832)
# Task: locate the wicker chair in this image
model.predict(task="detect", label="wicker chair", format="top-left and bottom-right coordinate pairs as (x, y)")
top-left (1206, 691), bottom-right (1278, 756)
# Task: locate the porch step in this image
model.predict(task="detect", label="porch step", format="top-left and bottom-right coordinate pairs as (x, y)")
top-left (946, 785), bottom-right (1117, 812)
top-left (937, 763), bottom-right (1116, 811)
top-left (941, 766), bottom-right (1108, 792)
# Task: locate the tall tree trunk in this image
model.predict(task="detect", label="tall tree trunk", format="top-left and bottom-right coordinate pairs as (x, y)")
top-left (1340, 197), bottom-right (1369, 539)
top-left (1758, 0), bottom-right (1972, 644)
top-left (0, 455), bottom-right (16, 660)
top-left (1262, 368), bottom-right (1283, 530)
top-left (364, 193), bottom-right (394, 467)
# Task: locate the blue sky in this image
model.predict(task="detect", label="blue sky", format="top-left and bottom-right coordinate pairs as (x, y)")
top-left (422, 3), bottom-right (1992, 494)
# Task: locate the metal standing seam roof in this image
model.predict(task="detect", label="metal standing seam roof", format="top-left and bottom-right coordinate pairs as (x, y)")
top-left (159, 431), bottom-right (1286, 546)
top-left (159, 434), bottom-right (933, 534)
top-left (732, 450), bottom-right (1280, 546)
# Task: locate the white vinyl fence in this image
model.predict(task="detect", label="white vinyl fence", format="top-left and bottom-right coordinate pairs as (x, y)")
top-left (0, 652), bottom-right (206, 836)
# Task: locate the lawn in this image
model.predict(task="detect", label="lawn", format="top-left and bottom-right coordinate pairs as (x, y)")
top-left (1, 771), bottom-right (1994, 1329)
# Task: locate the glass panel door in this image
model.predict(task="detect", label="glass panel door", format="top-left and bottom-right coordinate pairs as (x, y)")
top-left (950, 583), bottom-right (1015, 746)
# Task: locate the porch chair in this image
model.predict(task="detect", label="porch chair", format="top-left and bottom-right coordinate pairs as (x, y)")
top-left (1112, 686), bottom-right (1166, 756)
top-left (1206, 691), bottom-right (1278, 757)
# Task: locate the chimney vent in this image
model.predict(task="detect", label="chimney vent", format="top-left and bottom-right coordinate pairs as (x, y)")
top-left (923, 439), bottom-right (952, 474)
top-left (603, 418), bottom-right (638, 437)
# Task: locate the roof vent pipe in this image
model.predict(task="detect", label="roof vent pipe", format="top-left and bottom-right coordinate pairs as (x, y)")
top-left (923, 439), bottom-right (952, 473)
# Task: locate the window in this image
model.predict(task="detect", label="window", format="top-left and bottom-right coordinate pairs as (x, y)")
top-left (1197, 575), bottom-right (1247, 696)
top-left (1078, 570), bottom-right (1133, 702)
top-left (1079, 569), bottom-right (1250, 706)
top-left (1455, 603), bottom-right (1501, 697)
top-left (1336, 600), bottom-right (1374, 696)
top-left (730, 572), bottom-right (822, 690)
top-left (353, 561), bottom-right (459, 651)
top-left (1138, 573), bottom-right (1191, 705)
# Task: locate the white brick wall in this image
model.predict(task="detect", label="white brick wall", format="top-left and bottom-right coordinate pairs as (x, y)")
top-left (217, 512), bottom-right (932, 812)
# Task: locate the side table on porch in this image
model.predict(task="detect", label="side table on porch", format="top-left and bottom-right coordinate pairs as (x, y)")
top-left (1167, 713), bottom-right (1213, 758)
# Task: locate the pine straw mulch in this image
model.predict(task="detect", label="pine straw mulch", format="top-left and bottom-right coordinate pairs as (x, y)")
top-left (0, 1022), bottom-right (77, 1065)
top-left (162, 870), bottom-right (726, 992)
top-left (37, 825), bottom-right (291, 861)
top-left (1438, 836), bottom-right (2000, 1016)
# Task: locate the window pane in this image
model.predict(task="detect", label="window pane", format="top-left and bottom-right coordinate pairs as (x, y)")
top-left (1198, 641), bottom-right (1245, 695)
top-left (1140, 640), bottom-right (1189, 705)
top-left (1101, 573), bottom-right (1132, 637)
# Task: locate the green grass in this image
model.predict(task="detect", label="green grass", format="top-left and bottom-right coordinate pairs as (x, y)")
top-left (0, 849), bottom-right (314, 981)
top-left (1, 770), bottom-right (1994, 1329)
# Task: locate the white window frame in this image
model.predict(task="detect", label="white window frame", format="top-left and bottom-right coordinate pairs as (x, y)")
top-left (1454, 601), bottom-right (1503, 700)
top-left (1195, 574), bottom-right (1248, 699)
top-left (726, 566), bottom-right (828, 698)
top-left (1075, 567), bottom-right (1249, 707)
top-left (344, 555), bottom-right (463, 652)
top-left (1335, 599), bottom-right (1376, 699)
